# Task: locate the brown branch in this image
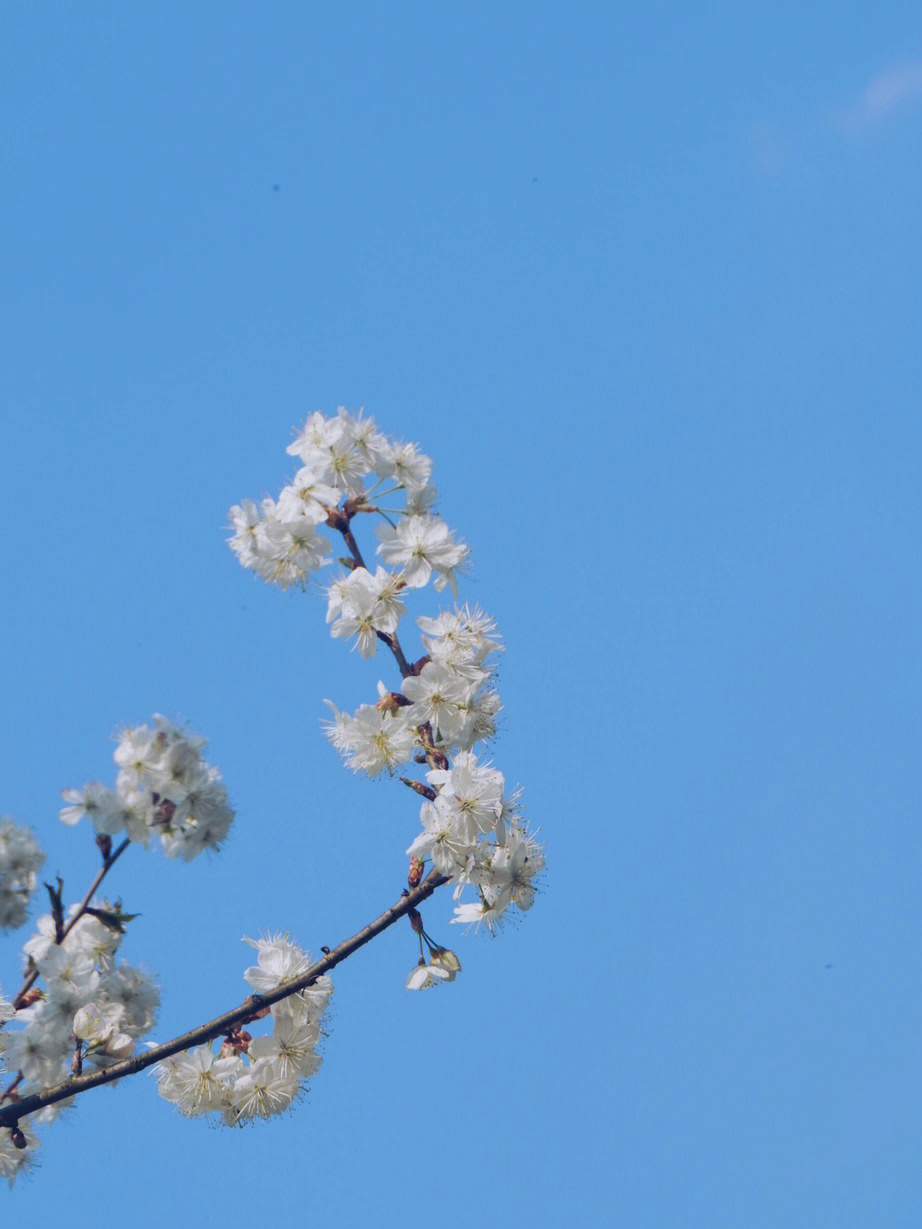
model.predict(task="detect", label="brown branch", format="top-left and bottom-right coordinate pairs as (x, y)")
top-left (11, 838), bottom-right (132, 1011)
top-left (0, 869), bottom-right (449, 1131)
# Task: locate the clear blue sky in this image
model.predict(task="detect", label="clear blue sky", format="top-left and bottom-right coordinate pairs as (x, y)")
top-left (2, 3), bottom-right (921, 1224)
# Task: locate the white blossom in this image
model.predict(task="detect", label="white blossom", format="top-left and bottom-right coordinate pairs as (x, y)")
top-left (426, 752), bottom-right (505, 839)
top-left (224, 1058), bottom-right (301, 1123)
top-left (286, 408), bottom-right (371, 494)
top-left (155, 935), bottom-right (332, 1128)
top-left (406, 801), bottom-right (485, 879)
top-left (376, 515), bottom-right (467, 593)
top-left (155, 1047), bottom-right (242, 1118)
top-left (487, 824), bottom-right (545, 912)
top-left (374, 439), bottom-right (433, 491)
top-left (59, 717), bottom-right (237, 861)
top-left (227, 498), bottom-right (263, 569)
top-left (22, 906), bottom-right (121, 966)
top-left (323, 700), bottom-right (418, 776)
top-left (406, 959), bottom-right (451, 990)
top-left (248, 1018), bottom-right (322, 1079)
top-left (72, 1000), bottom-right (125, 1044)
top-left (450, 899), bottom-right (508, 935)
top-left (276, 466), bottom-right (340, 525)
top-left (243, 933), bottom-right (314, 995)
top-left (59, 783), bottom-right (120, 831)
top-left (401, 662), bottom-right (475, 742)
top-left (99, 964), bottom-right (160, 1036)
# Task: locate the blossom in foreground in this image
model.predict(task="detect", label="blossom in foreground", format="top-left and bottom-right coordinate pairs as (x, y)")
top-left (276, 467), bottom-right (341, 525)
top-left (487, 824), bottom-right (546, 912)
top-left (376, 515), bottom-right (468, 593)
top-left (155, 1047), bottom-right (243, 1118)
top-left (376, 439), bottom-right (433, 491)
top-left (243, 933), bottom-right (314, 994)
top-left (326, 566), bottom-right (406, 658)
top-left (1, 897), bottom-right (160, 1116)
top-left (323, 699), bottom-right (419, 776)
top-left (404, 909), bottom-right (461, 989)
top-left (224, 1060), bottom-right (301, 1123)
top-left (227, 497), bottom-right (332, 589)
top-left (450, 899), bottom-right (508, 935)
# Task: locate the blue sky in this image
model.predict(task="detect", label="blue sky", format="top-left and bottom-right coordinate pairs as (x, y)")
top-left (2, 3), bottom-right (921, 1224)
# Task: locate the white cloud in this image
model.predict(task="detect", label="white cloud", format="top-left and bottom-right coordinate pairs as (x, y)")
top-left (839, 60), bottom-right (922, 135)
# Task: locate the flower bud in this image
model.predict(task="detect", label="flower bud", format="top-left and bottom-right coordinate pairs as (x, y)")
top-left (429, 947), bottom-right (461, 980)
top-left (73, 1001), bottom-right (122, 1043)
top-left (401, 779), bottom-right (437, 802)
top-left (325, 508), bottom-right (350, 533)
top-left (105, 1033), bottom-right (135, 1060)
top-left (375, 690), bottom-right (409, 713)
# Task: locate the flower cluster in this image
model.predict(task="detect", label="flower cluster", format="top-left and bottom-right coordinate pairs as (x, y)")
top-left (227, 406), bottom-right (467, 597)
top-left (0, 719), bottom-right (232, 1179)
top-left (229, 409), bottom-right (544, 939)
top-left (61, 716), bottom-right (234, 860)
top-left (0, 902), bottom-right (159, 1184)
top-left (0, 820), bottom-right (45, 932)
top-left (155, 934), bottom-right (330, 1125)
top-left (407, 757), bottom-right (545, 933)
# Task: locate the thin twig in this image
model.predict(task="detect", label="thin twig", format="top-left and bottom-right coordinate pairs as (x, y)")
top-left (11, 838), bottom-right (132, 1011)
top-left (339, 524), bottom-right (413, 677)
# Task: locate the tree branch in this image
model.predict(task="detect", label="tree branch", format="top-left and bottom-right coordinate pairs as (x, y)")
top-left (0, 868), bottom-right (449, 1130)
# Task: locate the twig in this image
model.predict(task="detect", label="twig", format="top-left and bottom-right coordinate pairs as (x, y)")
top-left (11, 838), bottom-right (132, 1011)
top-left (337, 521), bottom-right (412, 677)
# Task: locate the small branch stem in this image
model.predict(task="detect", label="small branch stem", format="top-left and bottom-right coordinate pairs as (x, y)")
top-left (339, 526), bottom-right (412, 677)
top-left (11, 838), bottom-right (131, 1011)
top-left (0, 869), bottom-right (448, 1130)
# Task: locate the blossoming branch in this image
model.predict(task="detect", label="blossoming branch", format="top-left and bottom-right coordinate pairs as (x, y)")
top-left (0, 408), bottom-right (544, 1182)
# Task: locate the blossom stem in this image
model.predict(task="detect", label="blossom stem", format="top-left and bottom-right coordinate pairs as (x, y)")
top-left (0, 869), bottom-right (449, 1131)
top-left (338, 526), bottom-right (413, 677)
top-left (366, 486), bottom-right (402, 502)
top-left (11, 837), bottom-right (132, 1011)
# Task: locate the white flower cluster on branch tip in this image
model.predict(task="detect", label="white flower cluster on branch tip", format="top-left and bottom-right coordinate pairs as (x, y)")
top-left (60, 715), bottom-right (234, 860)
top-left (155, 934), bottom-right (330, 1125)
top-left (229, 408), bottom-right (545, 937)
